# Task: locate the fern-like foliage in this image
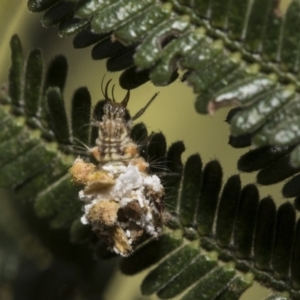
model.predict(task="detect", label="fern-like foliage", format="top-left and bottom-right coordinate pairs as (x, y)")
top-left (1, 35), bottom-right (80, 229)
top-left (26, 0), bottom-right (300, 169)
top-left (1, 35), bottom-right (300, 299)
top-left (119, 157), bottom-right (300, 299)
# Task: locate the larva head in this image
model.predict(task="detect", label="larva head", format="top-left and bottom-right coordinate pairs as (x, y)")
top-left (102, 79), bottom-right (130, 121)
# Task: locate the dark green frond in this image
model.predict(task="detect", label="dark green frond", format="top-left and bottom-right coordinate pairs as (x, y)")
top-left (25, 0), bottom-right (300, 177)
top-left (24, 49), bottom-right (43, 116)
top-left (0, 36), bottom-right (82, 229)
top-left (9, 35), bottom-right (23, 108)
top-left (237, 145), bottom-right (300, 216)
top-left (71, 87), bottom-right (91, 146)
top-left (117, 150), bottom-right (300, 299)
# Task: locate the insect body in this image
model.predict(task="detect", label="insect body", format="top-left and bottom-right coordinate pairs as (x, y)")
top-left (89, 92), bottom-right (139, 164)
top-left (69, 82), bottom-right (163, 256)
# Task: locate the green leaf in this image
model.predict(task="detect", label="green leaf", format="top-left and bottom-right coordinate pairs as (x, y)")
top-left (71, 87), bottom-right (91, 146)
top-left (233, 184), bottom-right (259, 258)
top-left (9, 35), bottom-right (23, 107)
top-left (141, 243), bottom-right (200, 295)
top-left (46, 87), bottom-right (70, 143)
top-left (196, 160), bottom-right (223, 235)
top-left (41, 1), bottom-right (75, 27)
top-left (157, 253), bottom-right (218, 299)
top-left (179, 154), bottom-right (202, 226)
top-left (216, 175), bottom-right (241, 248)
top-left (24, 49), bottom-right (43, 116)
top-left (27, 0), bottom-right (60, 12)
top-left (272, 202), bottom-right (295, 279)
top-left (254, 197), bottom-right (276, 270)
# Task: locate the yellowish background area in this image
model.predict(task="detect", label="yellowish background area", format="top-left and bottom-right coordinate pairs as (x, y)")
top-left (0, 1), bottom-right (292, 299)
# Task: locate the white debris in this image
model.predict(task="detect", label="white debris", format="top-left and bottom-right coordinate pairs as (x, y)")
top-left (76, 161), bottom-right (164, 256)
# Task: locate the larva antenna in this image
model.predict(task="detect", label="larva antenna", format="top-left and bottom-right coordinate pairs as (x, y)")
top-left (111, 84), bottom-right (116, 102)
top-left (120, 90), bottom-right (130, 107)
top-left (100, 74), bottom-right (106, 97)
top-left (104, 79), bottom-right (113, 100)
top-left (132, 92), bottom-right (159, 121)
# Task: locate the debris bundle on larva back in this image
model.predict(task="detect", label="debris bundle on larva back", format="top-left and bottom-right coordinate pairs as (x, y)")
top-left (69, 81), bottom-right (164, 256)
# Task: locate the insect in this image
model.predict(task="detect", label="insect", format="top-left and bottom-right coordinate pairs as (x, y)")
top-left (69, 81), bottom-right (164, 256)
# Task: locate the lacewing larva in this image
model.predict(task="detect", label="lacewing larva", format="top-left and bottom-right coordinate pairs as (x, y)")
top-left (70, 81), bottom-right (164, 256)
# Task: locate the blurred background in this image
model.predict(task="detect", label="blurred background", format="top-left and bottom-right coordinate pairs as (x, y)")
top-left (0, 1), bottom-right (291, 299)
